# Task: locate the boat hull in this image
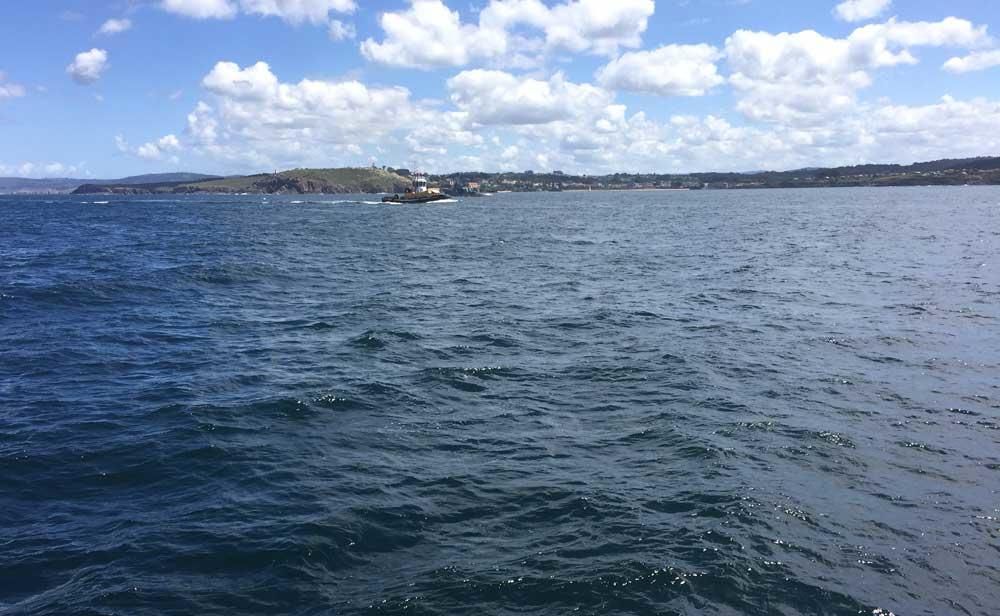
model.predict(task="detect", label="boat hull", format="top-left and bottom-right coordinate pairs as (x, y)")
top-left (382, 192), bottom-right (451, 204)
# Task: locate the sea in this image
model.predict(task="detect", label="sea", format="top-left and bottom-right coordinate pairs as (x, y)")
top-left (1, 188), bottom-right (998, 616)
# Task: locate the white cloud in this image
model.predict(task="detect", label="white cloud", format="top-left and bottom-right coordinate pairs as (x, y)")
top-left (724, 17), bottom-right (990, 124)
top-left (0, 161), bottom-right (83, 178)
top-left (161, 0), bottom-right (238, 19)
top-left (834, 0), bottom-right (891, 23)
top-left (649, 95), bottom-right (1000, 173)
top-left (98, 18), bottom-right (132, 35)
top-left (862, 96), bottom-right (1000, 160)
top-left (137, 144), bottom-right (162, 160)
top-left (448, 69), bottom-right (613, 125)
top-left (161, 134), bottom-right (182, 150)
top-left (943, 49), bottom-right (1000, 73)
top-left (161, 0), bottom-right (353, 23)
top-left (189, 61), bottom-right (423, 167)
top-left (186, 102), bottom-right (219, 145)
top-left (201, 60), bottom-right (280, 99)
top-left (116, 134), bottom-right (182, 161)
top-left (0, 71), bottom-right (26, 100)
top-left (67, 49), bottom-right (109, 85)
top-left (852, 17), bottom-right (990, 55)
top-left (439, 70), bottom-right (675, 171)
top-left (239, 0), bottom-right (356, 25)
top-left (534, 0), bottom-right (655, 56)
top-left (405, 111), bottom-right (482, 155)
top-left (361, 0), bottom-right (655, 69)
top-left (596, 44), bottom-right (724, 96)
top-left (44, 163), bottom-right (71, 175)
top-left (141, 62), bottom-right (1000, 176)
top-left (328, 19), bottom-right (355, 40)
top-left (361, 0), bottom-right (506, 69)
top-left (119, 4), bottom-right (1000, 177)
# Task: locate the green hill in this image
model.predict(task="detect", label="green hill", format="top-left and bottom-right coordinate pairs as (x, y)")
top-left (180, 168), bottom-right (411, 194)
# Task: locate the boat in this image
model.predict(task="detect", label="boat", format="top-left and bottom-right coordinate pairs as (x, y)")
top-left (382, 174), bottom-right (451, 204)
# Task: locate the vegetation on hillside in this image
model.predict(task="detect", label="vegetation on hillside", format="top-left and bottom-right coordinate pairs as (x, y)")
top-left (178, 168), bottom-right (411, 194)
top-left (432, 156), bottom-right (1000, 191)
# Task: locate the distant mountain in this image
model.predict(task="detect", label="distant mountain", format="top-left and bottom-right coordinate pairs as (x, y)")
top-left (0, 178), bottom-right (86, 193)
top-left (0, 172), bottom-right (221, 194)
top-left (110, 173), bottom-right (221, 185)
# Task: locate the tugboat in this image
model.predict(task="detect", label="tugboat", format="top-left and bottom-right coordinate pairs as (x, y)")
top-left (382, 174), bottom-right (451, 204)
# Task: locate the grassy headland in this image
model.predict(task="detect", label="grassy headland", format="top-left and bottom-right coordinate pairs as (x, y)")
top-left (72, 167), bottom-right (411, 195)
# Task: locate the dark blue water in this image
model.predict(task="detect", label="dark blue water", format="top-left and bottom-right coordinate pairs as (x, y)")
top-left (1, 188), bottom-right (998, 616)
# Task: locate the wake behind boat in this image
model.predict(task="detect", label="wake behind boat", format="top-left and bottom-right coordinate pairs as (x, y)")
top-left (382, 174), bottom-right (452, 204)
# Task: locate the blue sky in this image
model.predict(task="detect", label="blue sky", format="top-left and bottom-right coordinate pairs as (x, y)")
top-left (2, 0), bottom-right (1000, 178)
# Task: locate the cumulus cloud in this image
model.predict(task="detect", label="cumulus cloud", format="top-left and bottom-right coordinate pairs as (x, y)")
top-left (138, 134), bottom-right (183, 160)
top-left (448, 69), bottom-right (613, 125)
top-left (596, 44), bottom-right (724, 96)
top-left (862, 96), bottom-right (1000, 160)
top-left (361, 0), bottom-right (655, 69)
top-left (161, 0), bottom-right (238, 19)
top-left (441, 70), bottom-right (673, 171)
top-left (360, 0), bottom-right (506, 69)
top-left (66, 49), bottom-right (109, 84)
top-left (725, 17), bottom-right (990, 124)
top-left (98, 18), bottom-right (132, 35)
top-left (115, 134), bottom-right (183, 161)
top-left (834, 0), bottom-right (892, 23)
top-left (126, 3), bottom-right (1000, 176)
top-left (0, 71), bottom-right (26, 100)
top-left (0, 161), bottom-right (83, 177)
top-left (943, 49), bottom-right (1000, 73)
top-left (405, 111), bottom-right (482, 155)
top-left (239, 0), bottom-right (356, 24)
top-left (328, 19), bottom-right (355, 40)
top-left (434, 61), bottom-right (1000, 173)
top-left (492, 93), bottom-right (1000, 174)
top-left (161, 0), bottom-right (353, 23)
top-left (530, 0), bottom-right (655, 55)
top-left (188, 60), bottom-right (424, 167)
top-left (186, 101), bottom-right (219, 145)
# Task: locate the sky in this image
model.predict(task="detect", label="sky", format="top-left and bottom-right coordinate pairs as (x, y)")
top-left (2, 0), bottom-right (1000, 178)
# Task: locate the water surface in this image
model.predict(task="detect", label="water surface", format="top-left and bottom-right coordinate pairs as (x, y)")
top-left (1, 188), bottom-right (998, 615)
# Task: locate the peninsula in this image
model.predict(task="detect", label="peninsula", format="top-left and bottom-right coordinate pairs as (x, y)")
top-left (70, 168), bottom-right (411, 196)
